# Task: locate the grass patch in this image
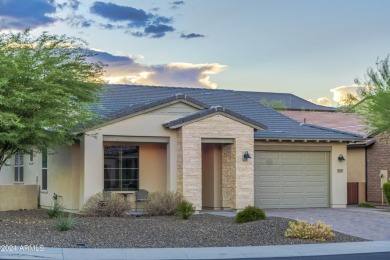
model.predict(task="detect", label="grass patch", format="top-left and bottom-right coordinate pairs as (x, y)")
top-left (356, 202), bottom-right (376, 208)
top-left (55, 214), bottom-right (75, 231)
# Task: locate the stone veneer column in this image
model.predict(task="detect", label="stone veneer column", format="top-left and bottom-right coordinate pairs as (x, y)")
top-left (222, 144), bottom-right (236, 208)
top-left (176, 114), bottom-right (254, 210)
top-left (177, 128), bottom-right (202, 210)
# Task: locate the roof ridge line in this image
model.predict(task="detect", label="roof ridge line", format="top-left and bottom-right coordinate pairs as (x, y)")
top-left (301, 123), bottom-right (365, 138)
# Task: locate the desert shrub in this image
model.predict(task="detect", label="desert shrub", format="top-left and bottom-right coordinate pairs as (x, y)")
top-left (144, 191), bottom-right (182, 216)
top-left (55, 214), bottom-right (75, 231)
top-left (234, 206), bottom-right (266, 223)
top-left (383, 182), bottom-right (390, 205)
top-left (46, 202), bottom-right (64, 218)
top-left (176, 200), bottom-right (195, 220)
top-left (82, 192), bottom-right (132, 217)
top-left (284, 220), bottom-right (335, 241)
top-left (357, 202), bottom-right (376, 208)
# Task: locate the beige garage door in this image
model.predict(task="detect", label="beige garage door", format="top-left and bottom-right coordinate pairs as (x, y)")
top-left (254, 151), bottom-right (329, 208)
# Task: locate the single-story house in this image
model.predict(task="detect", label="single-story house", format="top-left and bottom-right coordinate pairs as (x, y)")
top-left (0, 85), bottom-right (365, 211)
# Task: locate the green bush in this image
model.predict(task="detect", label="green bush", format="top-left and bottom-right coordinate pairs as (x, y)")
top-left (144, 191), bottom-right (182, 216)
top-left (55, 214), bottom-right (75, 231)
top-left (176, 200), bottom-right (195, 220)
top-left (285, 220), bottom-right (335, 241)
top-left (82, 192), bottom-right (132, 217)
top-left (234, 206), bottom-right (266, 223)
top-left (357, 202), bottom-right (376, 208)
top-left (46, 202), bottom-right (63, 218)
top-left (383, 182), bottom-right (390, 205)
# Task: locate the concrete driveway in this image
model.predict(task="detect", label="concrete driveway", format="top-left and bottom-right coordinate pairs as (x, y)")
top-left (265, 207), bottom-right (390, 241)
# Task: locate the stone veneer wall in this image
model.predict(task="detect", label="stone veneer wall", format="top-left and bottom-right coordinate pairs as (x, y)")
top-left (176, 114), bottom-right (254, 210)
top-left (367, 139), bottom-right (390, 203)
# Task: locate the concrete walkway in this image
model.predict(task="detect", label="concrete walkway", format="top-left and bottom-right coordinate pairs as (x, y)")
top-left (1, 241), bottom-right (390, 260)
top-left (265, 207), bottom-right (390, 241)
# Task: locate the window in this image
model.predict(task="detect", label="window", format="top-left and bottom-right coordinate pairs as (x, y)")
top-left (42, 148), bottom-right (47, 191)
top-left (14, 152), bottom-right (24, 183)
top-left (104, 145), bottom-right (139, 191)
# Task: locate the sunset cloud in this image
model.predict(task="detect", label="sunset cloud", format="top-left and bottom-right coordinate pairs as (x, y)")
top-left (330, 85), bottom-right (360, 105)
top-left (90, 50), bottom-right (226, 88)
top-left (316, 97), bottom-right (332, 106)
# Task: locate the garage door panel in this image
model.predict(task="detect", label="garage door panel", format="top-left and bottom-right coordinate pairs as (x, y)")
top-left (257, 165), bottom-right (280, 171)
top-left (281, 165), bottom-right (303, 171)
top-left (257, 175), bottom-right (280, 183)
top-left (282, 153), bottom-right (304, 159)
top-left (254, 151), bottom-right (329, 209)
top-left (306, 165), bottom-right (327, 171)
top-left (283, 187), bottom-right (304, 193)
top-left (283, 175), bottom-right (303, 182)
top-left (256, 187), bottom-right (280, 193)
top-left (306, 153), bottom-right (328, 160)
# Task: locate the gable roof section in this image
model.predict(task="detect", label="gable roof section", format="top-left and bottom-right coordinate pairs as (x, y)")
top-left (163, 106), bottom-right (267, 130)
top-left (239, 91), bottom-right (337, 111)
top-left (105, 93), bottom-right (208, 121)
top-left (94, 85), bottom-right (364, 142)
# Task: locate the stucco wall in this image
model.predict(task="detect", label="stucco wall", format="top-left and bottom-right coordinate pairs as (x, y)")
top-left (81, 102), bottom-right (198, 208)
top-left (347, 147), bottom-right (366, 203)
top-left (254, 142), bottom-right (348, 208)
top-left (0, 185), bottom-right (38, 211)
top-left (177, 114), bottom-right (254, 210)
top-left (40, 145), bottom-right (80, 211)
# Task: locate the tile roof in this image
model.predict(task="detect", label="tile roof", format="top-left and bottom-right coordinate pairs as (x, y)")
top-left (163, 105), bottom-right (267, 130)
top-left (281, 111), bottom-right (371, 137)
top-left (94, 85), bottom-right (364, 141)
top-left (239, 91), bottom-right (336, 111)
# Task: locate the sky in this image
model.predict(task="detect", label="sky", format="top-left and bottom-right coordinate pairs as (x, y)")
top-left (1, 0), bottom-right (390, 106)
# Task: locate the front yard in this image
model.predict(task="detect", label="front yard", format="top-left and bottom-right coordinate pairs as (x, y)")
top-left (0, 210), bottom-right (365, 248)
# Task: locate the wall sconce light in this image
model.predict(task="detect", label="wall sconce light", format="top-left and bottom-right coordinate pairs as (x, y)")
top-left (338, 154), bottom-right (345, 161)
top-left (243, 151), bottom-right (251, 161)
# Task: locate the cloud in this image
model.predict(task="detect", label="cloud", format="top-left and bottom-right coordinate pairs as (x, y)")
top-left (57, 0), bottom-right (80, 11)
top-left (90, 1), bottom-right (150, 26)
top-left (147, 63), bottom-right (226, 89)
top-left (172, 1), bottom-right (185, 5)
top-left (330, 85), bottom-right (360, 105)
top-left (180, 33), bottom-right (205, 39)
top-left (316, 97), bottom-right (332, 107)
top-left (66, 14), bottom-right (93, 28)
top-left (144, 24), bottom-right (175, 38)
top-left (89, 50), bottom-right (226, 89)
top-left (171, 1), bottom-right (185, 9)
top-left (90, 1), bottom-right (175, 38)
top-left (0, 0), bottom-right (56, 30)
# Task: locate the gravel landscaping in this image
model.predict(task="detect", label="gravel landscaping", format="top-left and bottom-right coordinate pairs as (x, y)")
top-left (0, 209), bottom-right (365, 248)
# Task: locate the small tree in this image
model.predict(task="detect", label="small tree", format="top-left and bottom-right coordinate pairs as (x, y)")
top-left (260, 99), bottom-right (287, 110)
top-left (352, 56), bottom-right (390, 137)
top-left (0, 29), bottom-right (105, 170)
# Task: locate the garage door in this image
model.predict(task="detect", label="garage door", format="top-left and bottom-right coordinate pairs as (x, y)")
top-left (254, 151), bottom-right (329, 208)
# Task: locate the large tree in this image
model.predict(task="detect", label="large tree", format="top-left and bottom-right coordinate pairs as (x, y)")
top-left (353, 56), bottom-right (390, 136)
top-left (0, 29), bottom-right (105, 170)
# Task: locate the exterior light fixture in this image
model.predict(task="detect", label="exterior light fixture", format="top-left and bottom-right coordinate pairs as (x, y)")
top-left (243, 151), bottom-right (251, 161)
top-left (338, 154), bottom-right (345, 161)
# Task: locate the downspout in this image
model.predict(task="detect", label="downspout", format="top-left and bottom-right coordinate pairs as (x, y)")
top-left (365, 146), bottom-right (368, 202)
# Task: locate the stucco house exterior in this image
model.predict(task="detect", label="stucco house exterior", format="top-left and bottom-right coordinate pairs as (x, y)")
top-left (0, 85), bottom-right (364, 211)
